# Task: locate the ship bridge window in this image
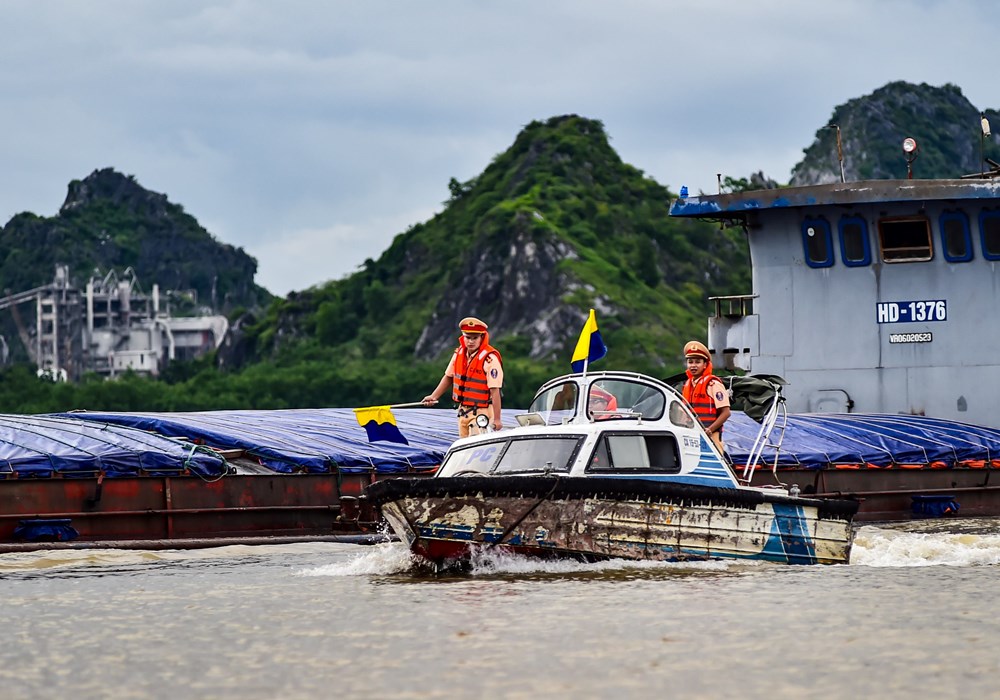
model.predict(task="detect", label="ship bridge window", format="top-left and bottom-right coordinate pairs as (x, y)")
top-left (878, 216), bottom-right (932, 262)
top-left (801, 218), bottom-right (833, 268)
top-left (979, 210), bottom-right (1000, 260)
top-left (940, 211), bottom-right (972, 262)
top-left (586, 433), bottom-right (681, 474)
top-left (838, 216), bottom-right (871, 266)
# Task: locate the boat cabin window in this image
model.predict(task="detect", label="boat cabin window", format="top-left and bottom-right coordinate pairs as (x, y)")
top-left (878, 216), bottom-right (932, 262)
top-left (439, 439), bottom-right (506, 476)
top-left (587, 433), bottom-right (681, 474)
top-left (528, 381), bottom-right (578, 424)
top-left (838, 216), bottom-right (871, 266)
top-left (493, 437), bottom-right (581, 474)
top-left (439, 436), bottom-right (583, 476)
top-left (801, 218), bottom-right (833, 268)
top-left (979, 210), bottom-right (1000, 260)
top-left (940, 211), bottom-right (972, 262)
top-left (668, 399), bottom-right (696, 428)
top-left (587, 379), bottom-right (666, 421)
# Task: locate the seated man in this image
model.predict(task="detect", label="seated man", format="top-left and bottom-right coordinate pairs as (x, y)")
top-left (588, 385), bottom-right (619, 420)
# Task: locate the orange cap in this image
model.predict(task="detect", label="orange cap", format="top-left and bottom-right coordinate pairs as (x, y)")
top-left (684, 340), bottom-right (711, 360)
top-left (459, 317), bottom-right (488, 334)
top-left (589, 385), bottom-right (614, 403)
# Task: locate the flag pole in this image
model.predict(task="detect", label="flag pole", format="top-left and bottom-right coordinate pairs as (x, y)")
top-left (389, 401), bottom-right (431, 409)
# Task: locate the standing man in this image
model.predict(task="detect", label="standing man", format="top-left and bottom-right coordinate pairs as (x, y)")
top-left (681, 340), bottom-right (730, 452)
top-left (422, 317), bottom-right (503, 437)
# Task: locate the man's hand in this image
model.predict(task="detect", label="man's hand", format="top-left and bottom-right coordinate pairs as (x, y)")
top-left (421, 395), bottom-right (438, 406)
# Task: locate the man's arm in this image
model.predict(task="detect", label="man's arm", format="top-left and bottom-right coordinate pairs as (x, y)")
top-left (490, 386), bottom-right (503, 430)
top-left (706, 406), bottom-right (730, 436)
top-left (705, 378), bottom-right (731, 434)
top-left (422, 375), bottom-right (452, 405)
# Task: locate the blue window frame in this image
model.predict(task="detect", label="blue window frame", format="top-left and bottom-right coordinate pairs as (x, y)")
top-left (980, 210), bottom-right (1000, 260)
top-left (838, 216), bottom-right (871, 267)
top-left (801, 217), bottom-right (833, 268)
top-left (940, 211), bottom-right (972, 262)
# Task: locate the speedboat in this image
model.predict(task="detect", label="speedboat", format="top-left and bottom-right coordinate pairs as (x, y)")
top-left (365, 371), bottom-right (858, 566)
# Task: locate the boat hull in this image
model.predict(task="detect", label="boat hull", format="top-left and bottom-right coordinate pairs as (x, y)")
top-left (368, 476), bottom-right (857, 566)
top-left (0, 471), bottom-right (411, 549)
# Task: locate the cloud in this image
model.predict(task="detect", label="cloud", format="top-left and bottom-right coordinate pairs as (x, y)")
top-left (252, 205), bottom-right (438, 296)
top-left (2, 0), bottom-right (999, 296)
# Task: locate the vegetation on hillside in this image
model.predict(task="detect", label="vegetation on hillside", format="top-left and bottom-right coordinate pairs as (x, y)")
top-left (792, 82), bottom-right (1000, 184)
top-left (0, 169), bottom-right (271, 312)
top-left (229, 116), bottom-right (750, 392)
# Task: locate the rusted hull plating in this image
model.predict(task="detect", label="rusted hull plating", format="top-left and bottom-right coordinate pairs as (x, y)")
top-left (378, 488), bottom-right (854, 566)
top-left (0, 472), bottom-right (403, 545)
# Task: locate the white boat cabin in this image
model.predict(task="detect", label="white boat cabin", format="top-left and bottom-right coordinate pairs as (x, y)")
top-left (436, 371), bottom-right (744, 490)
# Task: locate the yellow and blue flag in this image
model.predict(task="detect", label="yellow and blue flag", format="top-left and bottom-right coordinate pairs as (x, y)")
top-left (571, 308), bottom-right (607, 373)
top-left (353, 406), bottom-right (409, 445)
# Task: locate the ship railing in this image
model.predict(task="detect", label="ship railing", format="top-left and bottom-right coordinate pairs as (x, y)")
top-left (709, 294), bottom-right (756, 318)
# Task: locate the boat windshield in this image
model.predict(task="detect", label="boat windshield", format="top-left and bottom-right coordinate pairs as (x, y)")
top-left (440, 436), bottom-right (582, 476)
top-left (588, 379), bottom-right (667, 421)
top-left (530, 379), bottom-right (669, 423)
top-left (528, 382), bottom-right (579, 424)
top-left (493, 437), bottom-right (581, 474)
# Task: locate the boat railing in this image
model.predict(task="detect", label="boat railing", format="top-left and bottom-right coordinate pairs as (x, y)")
top-left (741, 390), bottom-right (788, 484)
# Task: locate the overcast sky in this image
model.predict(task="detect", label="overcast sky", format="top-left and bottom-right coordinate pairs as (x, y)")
top-left (2, 1), bottom-right (998, 296)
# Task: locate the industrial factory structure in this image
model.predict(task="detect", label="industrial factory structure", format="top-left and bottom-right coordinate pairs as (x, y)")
top-left (0, 265), bottom-right (228, 381)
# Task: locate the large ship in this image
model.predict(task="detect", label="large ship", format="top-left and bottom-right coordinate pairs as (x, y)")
top-left (669, 148), bottom-right (1000, 518)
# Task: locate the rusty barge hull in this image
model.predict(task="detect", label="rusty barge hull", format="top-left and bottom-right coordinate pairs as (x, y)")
top-left (743, 466), bottom-right (1000, 522)
top-left (0, 472), bottom-right (411, 546)
top-left (369, 476), bottom-right (857, 566)
top-left (0, 407), bottom-right (458, 549)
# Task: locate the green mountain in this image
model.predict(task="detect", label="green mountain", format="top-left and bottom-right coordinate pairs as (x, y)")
top-left (230, 116), bottom-right (751, 389)
top-left (791, 81), bottom-right (1000, 184)
top-left (0, 168), bottom-right (272, 314)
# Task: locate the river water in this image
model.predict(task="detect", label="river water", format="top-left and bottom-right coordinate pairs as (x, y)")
top-left (3, 519), bottom-right (1000, 699)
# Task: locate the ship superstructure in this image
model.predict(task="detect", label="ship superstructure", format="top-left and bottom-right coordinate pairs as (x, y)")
top-left (670, 178), bottom-right (1000, 425)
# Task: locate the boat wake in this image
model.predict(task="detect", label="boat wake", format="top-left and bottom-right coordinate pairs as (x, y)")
top-left (305, 518), bottom-right (1000, 576)
top-left (302, 541), bottom-right (757, 578)
top-left (850, 521), bottom-right (1000, 567)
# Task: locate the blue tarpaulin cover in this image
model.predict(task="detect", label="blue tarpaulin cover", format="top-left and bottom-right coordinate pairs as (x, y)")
top-left (54, 408), bottom-right (514, 474)
top-left (724, 412), bottom-right (1000, 469)
top-left (0, 408), bottom-right (994, 479)
top-left (0, 413), bottom-right (226, 478)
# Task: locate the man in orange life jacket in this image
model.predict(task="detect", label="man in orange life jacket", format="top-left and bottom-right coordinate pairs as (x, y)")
top-left (681, 340), bottom-right (730, 452)
top-left (421, 317), bottom-right (504, 437)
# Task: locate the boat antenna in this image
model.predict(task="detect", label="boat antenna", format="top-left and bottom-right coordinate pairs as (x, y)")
top-left (826, 124), bottom-right (846, 183)
top-left (981, 113), bottom-right (991, 177)
top-left (902, 137), bottom-right (919, 179)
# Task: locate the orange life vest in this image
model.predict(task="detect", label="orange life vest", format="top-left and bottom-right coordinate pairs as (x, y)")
top-left (683, 368), bottom-right (723, 433)
top-left (452, 339), bottom-right (502, 408)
